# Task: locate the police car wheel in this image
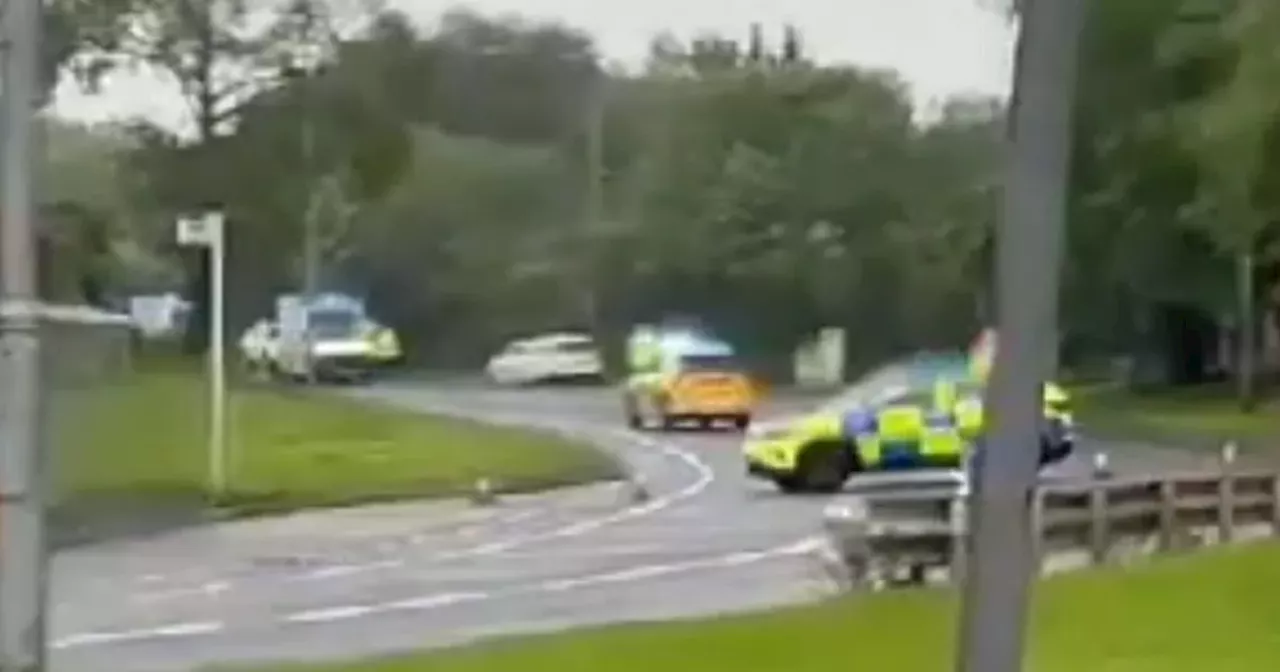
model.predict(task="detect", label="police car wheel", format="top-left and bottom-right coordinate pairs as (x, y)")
top-left (797, 442), bottom-right (850, 493)
top-left (775, 476), bottom-right (806, 494)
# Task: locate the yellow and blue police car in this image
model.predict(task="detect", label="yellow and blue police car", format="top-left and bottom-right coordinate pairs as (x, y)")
top-left (742, 351), bottom-right (1074, 493)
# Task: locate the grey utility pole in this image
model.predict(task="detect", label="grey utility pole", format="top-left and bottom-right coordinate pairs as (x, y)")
top-left (581, 72), bottom-right (605, 334)
top-left (0, 0), bottom-right (50, 670)
top-left (301, 122), bottom-right (322, 298)
top-left (956, 1), bottom-right (1085, 671)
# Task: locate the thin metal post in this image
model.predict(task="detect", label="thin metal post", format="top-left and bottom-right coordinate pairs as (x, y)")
top-left (302, 121), bottom-right (320, 298)
top-left (208, 214), bottom-right (227, 497)
top-left (580, 74), bottom-right (605, 333)
top-left (0, 0), bottom-right (49, 669)
top-left (300, 99), bottom-right (320, 383)
top-left (956, 0), bottom-right (1086, 671)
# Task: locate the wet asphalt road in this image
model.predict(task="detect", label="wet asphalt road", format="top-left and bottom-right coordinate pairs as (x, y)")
top-left (47, 382), bottom-right (1247, 672)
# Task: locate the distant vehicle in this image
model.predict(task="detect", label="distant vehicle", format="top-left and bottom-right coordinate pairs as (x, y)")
top-left (621, 324), bottom-right (757, 431)
top-left (742, 349), bottom-right (1075, 494)
top-left (484, 332), bottom-right (605, 386)
top-left (273, 292), bottom-right (402, 384)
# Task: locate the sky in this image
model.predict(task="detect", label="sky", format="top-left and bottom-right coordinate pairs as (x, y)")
top-left (50, 0), bottom-right (1017, 135)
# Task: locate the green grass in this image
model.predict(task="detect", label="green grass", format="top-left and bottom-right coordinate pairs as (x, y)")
top-left (49, 363), bottom-right (621, 523)
top-left (240, 542), bottom-right (1280, 672)
top-left (1074, 382), bottom-right (1280, 452)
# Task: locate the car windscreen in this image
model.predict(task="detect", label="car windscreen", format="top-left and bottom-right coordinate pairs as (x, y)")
top-left (678, 354), bottom-right (741, 373)
top-left (309, 310), bottom-right (359, 339)
top-left (821, 365), bottom-right (907, 411)
top-left (553, 339), bottom-right (598, 353)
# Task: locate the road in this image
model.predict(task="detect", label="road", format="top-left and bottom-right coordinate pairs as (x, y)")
top-left (46, 382), bottom-right (1248, 672)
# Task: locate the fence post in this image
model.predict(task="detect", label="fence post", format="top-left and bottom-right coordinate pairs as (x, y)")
top-left (1267, 473), bottom-right (1280, 538)
top-left (1088, 451), bottom-right (1110, 565)
top-left (822, 499), bottom-right (871, 589)
top-left (1158, 478), bottom-right (1178, 551)
top-left (1218, 442), bottom-right (1236, 544)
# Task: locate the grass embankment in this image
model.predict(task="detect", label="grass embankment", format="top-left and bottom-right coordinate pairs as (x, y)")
top-left (52, 363), bottom-right (619, 522)
top-left (1074, 382), bottom-right (1280, 453)
top-left (243, 542), bottom-right (1280, 672)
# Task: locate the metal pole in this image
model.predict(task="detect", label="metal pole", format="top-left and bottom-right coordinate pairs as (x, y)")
top-left (300, 95), bottom-right (319, 383)
top-left (208, 213), bottom-right (227, 497)
top-left (302, 121), bottom-right (320, 298)
top-left (0, 0), bottom-right (49, 669)
top-left (581, 74), bottom-right (604, 333)
top-left (956, 1), bottom-right (1085, 671)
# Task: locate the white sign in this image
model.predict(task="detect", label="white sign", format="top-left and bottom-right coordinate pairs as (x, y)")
top-left (176, 213), bottom-right (224, 247)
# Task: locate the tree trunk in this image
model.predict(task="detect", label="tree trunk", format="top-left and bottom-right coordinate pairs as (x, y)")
top-left (1237, 249), bottom-right (1256, 411)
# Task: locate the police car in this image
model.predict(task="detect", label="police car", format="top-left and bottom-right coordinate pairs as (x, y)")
top-left (742, 352), bottom-right (1074, 494)
top-left (622, 325), bottom-right (757, 431)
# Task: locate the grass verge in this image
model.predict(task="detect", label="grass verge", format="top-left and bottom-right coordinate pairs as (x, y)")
top-left (239, 541), bottom-right (1280, 672)
top-left (50, 363), bottom-right (621, 531)
top-left (1074, 382), bottom-right (1280, 452)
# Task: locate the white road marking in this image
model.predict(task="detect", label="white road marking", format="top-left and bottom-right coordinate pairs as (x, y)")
top-left (79, 405), bottom-right (722, 646)
top-left (101, 423), bottom-right (714, 603)
top-left (55, 537), bottom-right (822, 650)
top-left (278, 536), bottom-right (820, 625)
top-left (301, 560), bottom-right (400, 581)
top-left (382, 591), bottom-right (486, 611)
top-left (287, 427), bottom-right (715, 580)
top-left (134, 581), bottom-right (231, 603)
top-left (53, 621), bottom-right (224, 649)
top-left (285, 605), bottom-right (378, 623)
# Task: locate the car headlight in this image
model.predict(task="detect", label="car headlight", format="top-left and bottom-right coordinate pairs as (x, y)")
top-left (746, 421), bottom-right (796, 441)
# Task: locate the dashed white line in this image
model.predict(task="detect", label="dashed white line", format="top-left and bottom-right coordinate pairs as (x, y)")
top-left (283, 591), bottom-right (487, 625)
top-left (53, 621), bottom-right (224, 649)
top-left (57, 537), bottom-right (826, 650)
top-left (301, 560), bottom-right (400, 581)
top-left (135, 581), bottom-right (230, 603)
top-left (381, 591), bottom-right (486, 611)
top-left (285, 605), bottom-right (378, 624)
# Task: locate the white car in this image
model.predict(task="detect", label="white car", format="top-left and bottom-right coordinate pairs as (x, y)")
top-left (485, 332), bottom-right (605, 386)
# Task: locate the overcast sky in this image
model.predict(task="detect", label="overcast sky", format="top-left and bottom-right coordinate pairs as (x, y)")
top-left (50, 0), bottom-right (1016, 134)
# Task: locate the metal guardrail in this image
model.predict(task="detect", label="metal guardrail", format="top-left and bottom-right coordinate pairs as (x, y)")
top-left (41, 304), bottom-right (134, 387)
top-left (822, 445), bottom-right (1280, 590)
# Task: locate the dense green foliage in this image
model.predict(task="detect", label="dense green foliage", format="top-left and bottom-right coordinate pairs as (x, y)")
top-left (42, 1), bottom-right (1280, 395)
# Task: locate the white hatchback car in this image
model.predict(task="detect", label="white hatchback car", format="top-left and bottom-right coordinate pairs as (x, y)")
top-left (485, 332), bottom-right (605, 386)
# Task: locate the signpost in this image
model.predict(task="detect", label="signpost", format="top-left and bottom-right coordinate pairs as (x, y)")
top-left (177, 213), bottom-right (228, 496)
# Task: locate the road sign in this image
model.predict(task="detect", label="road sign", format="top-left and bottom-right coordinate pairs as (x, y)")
top-left (175, 212), bottom-right (228, 495)
top-left (176, 213), bottom-right (224, 247)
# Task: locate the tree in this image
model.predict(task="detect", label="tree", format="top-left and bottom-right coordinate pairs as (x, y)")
top-left (98, 0), bottom-right (337, 351)
top-left (1166, 0), bottom-right (1280, 406)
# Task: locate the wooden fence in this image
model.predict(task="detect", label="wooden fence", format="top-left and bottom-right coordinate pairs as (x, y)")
top-left (822, 445), bottom-right (1280, 590)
